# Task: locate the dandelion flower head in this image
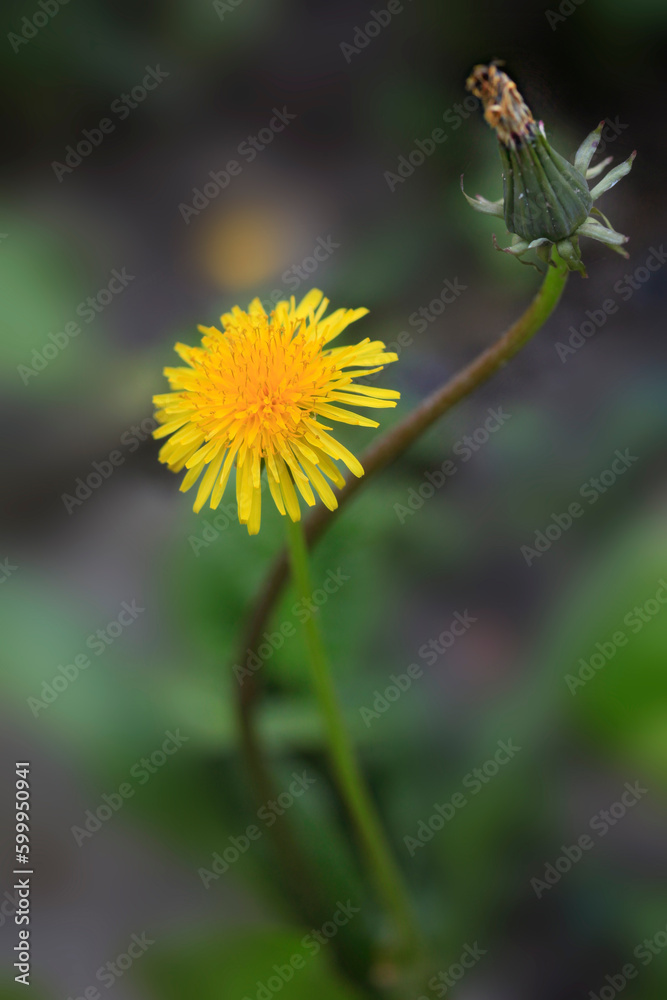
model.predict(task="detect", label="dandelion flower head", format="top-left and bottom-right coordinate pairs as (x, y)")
top-left (153, 289), bottom-right (399, 534)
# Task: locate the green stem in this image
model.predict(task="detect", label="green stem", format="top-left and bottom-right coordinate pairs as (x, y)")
top-left (236, 253), bottom-right (568, 663)
top-left (326, 250), bottom-right (569, 494)
top-left (285, 515), bottom-right (420, 963)
top-left (235, 253), bottom-right (568, 969)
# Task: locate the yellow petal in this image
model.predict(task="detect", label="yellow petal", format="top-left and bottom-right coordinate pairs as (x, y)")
top-left (210, 443), bottom-right (239, 509)
top-left (327, 391), bottom-right (397, 409)
top-left (153, 416), bottom-right (190, 440)
top-left (291, 289), bottom-right (324, 321)
top-left (246, 484), bottom-right (262, 535)
top-left (276, 456), bottom-right (301, 522)
top-left (267, 467), bottom-right (286, 515)
top-left (193, 447), bottom-right (225, 513)
top-left (306, 427), bottom-right (364, 477)
top-left (313, 403), bottom-right (379, 427)
top-left (236, 454), bottom-right (255, 522)
top-left (179, 459), bottom-right (207, 493)
top-left (298, 456), bottom-right (338, 510)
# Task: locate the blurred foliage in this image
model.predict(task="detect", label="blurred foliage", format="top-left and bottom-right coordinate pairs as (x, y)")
top-left (1, 0), bottom-right (666, 995)
top-left (140, 926), bottom-right (365, 1000)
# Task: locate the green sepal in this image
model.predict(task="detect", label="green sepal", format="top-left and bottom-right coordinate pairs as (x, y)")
top-left (500, 135), bottom-right (592, 243)
top-left (459, 176), bottom-right (505, 217)
top-left (574, 120), bottom-right (604, 175)
top-left (555, 236), bottom-right (587, 276)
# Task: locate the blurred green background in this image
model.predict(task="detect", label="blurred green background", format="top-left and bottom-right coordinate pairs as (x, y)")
top-left (1, 0), bottom-right (666, 997)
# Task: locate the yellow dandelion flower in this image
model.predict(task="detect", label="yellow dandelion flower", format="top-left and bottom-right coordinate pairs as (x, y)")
top-left (153, 289), bottom-right (400, 535)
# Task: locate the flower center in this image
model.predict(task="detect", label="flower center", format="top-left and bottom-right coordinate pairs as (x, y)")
top-left (192, 313), bottom-right (335, 454)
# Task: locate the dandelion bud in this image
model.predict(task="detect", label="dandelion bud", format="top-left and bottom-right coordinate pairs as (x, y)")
top-left (462, 63), bottom-right (635, 275)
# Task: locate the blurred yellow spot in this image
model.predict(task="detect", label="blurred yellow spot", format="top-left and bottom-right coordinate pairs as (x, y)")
top-left (198, 204), bottom-right (292, 290)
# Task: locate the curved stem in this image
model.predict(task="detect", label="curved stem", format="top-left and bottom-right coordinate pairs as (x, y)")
top-left (237, 691), bottom-right (327, 928)
top-left (285, 517), bottom-right (420, 962)
top-left (234, 251), bottom-right (568, 950)
top-left (236, 254), bottom-right (568, 662)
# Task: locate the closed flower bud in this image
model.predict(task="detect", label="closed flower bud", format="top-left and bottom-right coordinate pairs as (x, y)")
top-left (462, 63), bottom-right (635, 275)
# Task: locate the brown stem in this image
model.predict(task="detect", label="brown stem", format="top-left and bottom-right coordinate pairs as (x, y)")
top-left (233, 251), bottom-right (568, 947)
top-left (237, 254), bottom-right (568, 663)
